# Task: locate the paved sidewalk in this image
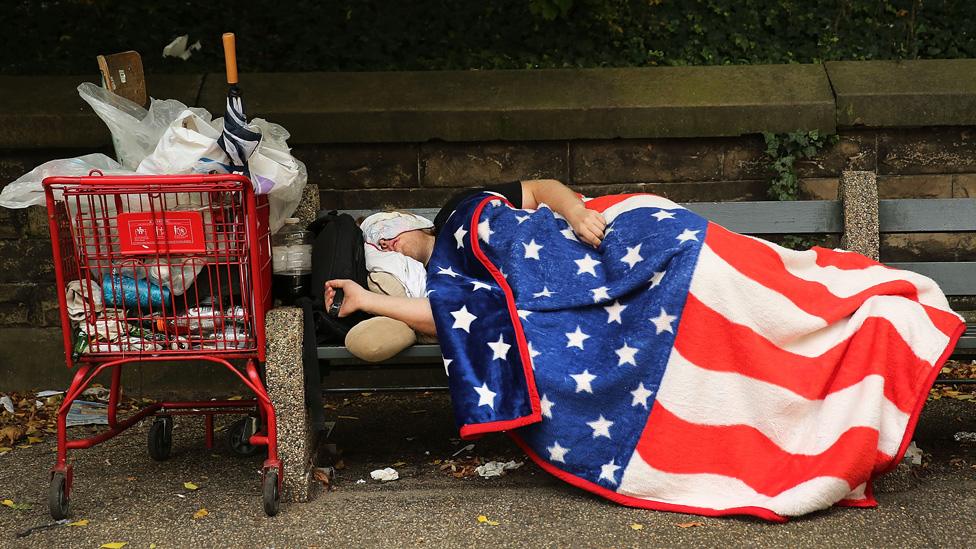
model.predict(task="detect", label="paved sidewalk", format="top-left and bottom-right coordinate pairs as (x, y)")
top-left (1, 392), bottom-right (974, 548)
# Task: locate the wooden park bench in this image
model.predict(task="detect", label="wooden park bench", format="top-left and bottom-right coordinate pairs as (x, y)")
top-left (262, 170), bottom-right (976, 503)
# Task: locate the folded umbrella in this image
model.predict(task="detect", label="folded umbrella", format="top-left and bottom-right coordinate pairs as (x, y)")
top-left (217, 32), bottom-right (261, 172)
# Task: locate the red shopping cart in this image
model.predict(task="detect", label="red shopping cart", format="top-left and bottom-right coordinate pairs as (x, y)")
top-left (42, 172), bottom-right (281, 517)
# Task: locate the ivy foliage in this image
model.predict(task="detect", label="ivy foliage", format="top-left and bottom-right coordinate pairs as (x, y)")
top-left (3, 1), bottom-right (974, 75)
top-left (763, 130), bottom-right (840, 201)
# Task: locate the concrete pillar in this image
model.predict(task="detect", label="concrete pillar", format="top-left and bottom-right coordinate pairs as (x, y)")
top-left (838, 170), bottom-right (880, 260)
top-left (264, 306), bottom-right (315, 502)
top-left (293, 183), bottom-right (321, 228)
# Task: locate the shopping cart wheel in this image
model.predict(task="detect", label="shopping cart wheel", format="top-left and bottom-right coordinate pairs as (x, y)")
top-left (228, 417), bottom-right (261, 457)
top-left (262, 468), bottom-right (280, 517)
top-left (148, 415), bottom-right (173, 461)
top-left (48, 472), bottom-right (70, 520)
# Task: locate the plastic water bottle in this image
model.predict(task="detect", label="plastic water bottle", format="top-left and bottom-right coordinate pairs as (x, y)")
top-left (272, 218), bottom-right (313, 305)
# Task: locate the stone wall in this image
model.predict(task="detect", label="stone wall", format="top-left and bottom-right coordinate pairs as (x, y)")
top-left (2, 60), bottom-right (975, 389)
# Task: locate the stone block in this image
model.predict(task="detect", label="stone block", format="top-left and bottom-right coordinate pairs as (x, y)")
top-left (877, 175), bottom-right (953, 199)
top-left (421, 142), bottom-right (566, 187)
top-left (798, 178), bottom-right (838, 200)
top-left (295, 144), bottom-right (418, 190)
top-left (951, 174), bottom-right (976, 197)
top-left (0, 327), bottom-right (70, 390)
top-left (573, 138), bottom-right (724, 184)
top-left (878, 128), bottom-right (976, 175)
top-left (197, 65), bottom-right (834, 144)
top-left (0, 207), bottom-right (25, 239)
top-left (881, 233), bottom-right (976, 262)
top-left (0, 283), bottom-right (33, 326)
top-left (721, 135), bottom-right (772, 180)
top-left (795, 131), bottom-right (877, 178)
top-left (838, 171), bottom-right (879, 260)
top-left (320, 188), bottom-right (461, 210)
top-left (25, 206), bottom-right (50, 238)
top-left (0, 239), bottom-right (54, 283)
top-left (264, 306), bottom-right (315, 503)
top-left (828, 59), bottom-right (976, 128)
top-left (577, 180), bottom-right (769, 203)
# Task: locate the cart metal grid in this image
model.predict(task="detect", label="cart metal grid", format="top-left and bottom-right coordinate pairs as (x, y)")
top-left (42, 172), bottom-right (282, 516)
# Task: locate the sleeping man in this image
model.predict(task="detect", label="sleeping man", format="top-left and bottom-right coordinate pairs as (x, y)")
top-left (324, 179), bottom-right (963, 521)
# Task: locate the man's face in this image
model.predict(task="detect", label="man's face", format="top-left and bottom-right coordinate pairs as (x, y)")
top-left (378, 229), bottom-right (427, 263)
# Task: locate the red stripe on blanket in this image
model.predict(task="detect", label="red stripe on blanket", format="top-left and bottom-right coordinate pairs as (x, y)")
top-left (676, 294), bottom-right (933, 412)
top-left (705, 222), bottom-right (921, 320)
top-left (636, 405), bottom-right (885, 497)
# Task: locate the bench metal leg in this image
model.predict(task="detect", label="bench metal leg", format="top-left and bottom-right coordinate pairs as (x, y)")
top-left (265, 306), bottom-right (315, 503)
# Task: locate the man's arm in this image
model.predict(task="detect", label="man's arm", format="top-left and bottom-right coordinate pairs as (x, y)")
top-left (521, 179), bottom-right (606, 247)
top-left (325, 279), bottom-right (437, 337)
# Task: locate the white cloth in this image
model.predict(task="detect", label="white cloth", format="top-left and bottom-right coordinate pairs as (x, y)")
top-left (363, 244), bottom-right (428, 298)
top-left (359, 211), bottom-right (433, 246)
top-left (65, 279), bottom-right (104, 322)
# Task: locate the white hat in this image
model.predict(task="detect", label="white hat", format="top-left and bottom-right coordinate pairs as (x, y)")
top-left (359, 211), bottom-right (434, 246)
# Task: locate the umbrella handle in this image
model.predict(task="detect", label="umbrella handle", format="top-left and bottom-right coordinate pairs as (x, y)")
top-left (222, 32), bottom-right (238, 85)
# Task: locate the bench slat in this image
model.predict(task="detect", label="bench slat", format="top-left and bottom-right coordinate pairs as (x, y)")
top-left (880, 199), bottom-right (976, 232)
top-left (683, 201), bottom-right (843, 233)
top-left (317, 344), bottom-right (443, 360)
top-left (887, 262), bottom-right (976, 295)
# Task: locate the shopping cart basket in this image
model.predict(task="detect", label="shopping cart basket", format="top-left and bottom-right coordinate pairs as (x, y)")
top-left (42, 172), bottom-right (281, 517)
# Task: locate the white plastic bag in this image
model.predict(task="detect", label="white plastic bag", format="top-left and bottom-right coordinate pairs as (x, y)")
top-left (0, 154), bottom-right (133, 208)
top-left (136, 109), bottom-right (224, 175)
top-left (77, 82), bottom-right (209, 170)
top-left (137, 110), bottom-right (307, 231)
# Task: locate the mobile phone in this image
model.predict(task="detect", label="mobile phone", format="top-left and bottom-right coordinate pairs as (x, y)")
top-left (328, 288), bottom-right (344, 317)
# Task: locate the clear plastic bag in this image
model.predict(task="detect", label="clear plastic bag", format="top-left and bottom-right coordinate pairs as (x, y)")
top-left (77, 82), bottom-right (209, 170)
top-left (0, 154), bottom-right (132, 208)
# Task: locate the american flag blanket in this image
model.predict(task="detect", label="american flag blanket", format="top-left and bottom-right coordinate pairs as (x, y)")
top-left (426, 192), bottom-right (964, 521)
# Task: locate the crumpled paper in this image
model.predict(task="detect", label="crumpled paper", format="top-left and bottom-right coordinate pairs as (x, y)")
top-left (369, 467), bottom-right (399, 482)
top-left (474, 460), bottom-right (523, 478)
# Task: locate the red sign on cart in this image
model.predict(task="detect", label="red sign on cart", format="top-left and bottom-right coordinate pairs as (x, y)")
top-left (117, 211), bottom-right (206, 255)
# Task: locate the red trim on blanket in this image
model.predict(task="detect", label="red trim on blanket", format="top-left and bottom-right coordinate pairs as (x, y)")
top-left (459, 414), bottom-right (541, 439)
top-left (883, 318), bottom-right (965, 476)
top-left (507, 432), bottom-right (789, 523)
top-left (462, 195), bottom-right (542, 430)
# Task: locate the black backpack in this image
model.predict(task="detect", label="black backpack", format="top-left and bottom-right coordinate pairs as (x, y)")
top-left (306, 210), bottom-right (372, 343)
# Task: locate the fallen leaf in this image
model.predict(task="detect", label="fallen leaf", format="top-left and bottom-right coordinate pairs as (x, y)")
top-left (676, 521), bottom-right (704, 528)
top-left (125, 476), bottom-right (137, 481)
top-left (313, 468), bottom-right (331, 487)
top-left (184, 482), bottom-right (199, 491)
top-left (227, 395), bottom-right (243, 401)
top-left (631, 523), bottom-right (644, 530)
top-left (192, 508), bottom-right (209, 519)
top-left (0, 425), bottom-right (24, 445)
top-left (100, 543), bottom-right (127, 549)
top-left (477, 514), bottom-right (500, 526)
top-left (392, 461), bottom-right (407, 467)
top-left (334, 460), bottom-right (346, 470)
top-left (2, 498), bottom-right (32, 510)
top-left (150, 544), bottom-right (157, 549)
top-left (68, 519), bottom-right (90, 527)
top-left (27, 436), bottom-right (43, 444)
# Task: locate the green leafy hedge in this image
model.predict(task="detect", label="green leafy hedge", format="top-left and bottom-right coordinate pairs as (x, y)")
top-left (4, 0), bottom-right (973, 75)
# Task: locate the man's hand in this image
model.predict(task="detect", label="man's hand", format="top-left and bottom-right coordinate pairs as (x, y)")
top-left (566, 205), bottom-right (607, 248)
top-left (325, 279), bottom-right (370, 317)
